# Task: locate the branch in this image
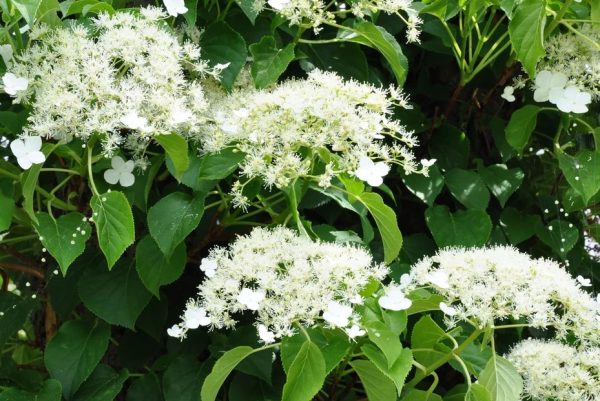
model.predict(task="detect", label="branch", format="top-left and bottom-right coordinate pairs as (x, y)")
top-left (0, 262), bottom-right (45, 280)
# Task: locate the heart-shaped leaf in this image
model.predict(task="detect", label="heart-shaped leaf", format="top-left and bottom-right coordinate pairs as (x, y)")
top-left (558, 150), bottom-right (600, 205)
top-left (425, 206), bottom-right (492, 247)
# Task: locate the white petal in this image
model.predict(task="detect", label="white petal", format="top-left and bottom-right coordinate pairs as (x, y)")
top-left (23, 136), bottom-right (42, 151)
top-left (123, 160), bottom-right (135, 173)
top-left (373, 162), bottom-right (390, 177)
top-left (103, 169), bottom-right (120, 185)
top-left (16, 156), bottom-right (32, 170)
top-left (27, 151), bottom-right (46, 165)
top-left (10, 139), bottom-right (26, 157)
top-left (119, 172), bottom-right (135, 187)
top-left (366, 175), bottom-right (384, 187)
top-left (111, 156), bottom-right (126, 170)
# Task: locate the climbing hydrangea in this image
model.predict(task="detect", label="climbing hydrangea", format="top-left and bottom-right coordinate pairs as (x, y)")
top-left (5, 7), bottom-right (218, 163)
top-left (169, 226), bottom-right (387, 342)
top-left (381, 246), bottom-right (600, 344)
top-left (507, 339), bottom-right (600, 401)
top-left (203, 69), bottom-right (426, 204)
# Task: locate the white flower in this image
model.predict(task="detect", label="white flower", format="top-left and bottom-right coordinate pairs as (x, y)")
top-left (10, 136), bottom-right (45, 170)
top-left (199, 258), bottom-right (218, 278)
top-left (163, 0), bottom-right (188, 16)
top-left (170, 107), bottom-right (192, 125)
top-left (501, 85), bottom-right (516, 102)
top-left (549, 86), bottom-right (592, 114)
top-left (258, 324), bottom-right (276, 343)
top-left (421, 159), bottom-right (436, 168)
top-left (439, 302), bottom-right (457, 316)
top-left (268, 0), bottom-right (291, 10)
top-left (2, 73), bottom-right (28, 96)
top-left (355, 157), bottom-right (390, 187)
top-left (237, 288), bottom-right (265, 311)
top-left (425, 270), bottom-right (450, 289)
top-left (103, 156), bottom-right (135, 187)
top-left (120, 112), bottom-right (150, 132)
top-left (0, 44), bottom-right (13, 66)
top-left (167, 324), bottom-right (184, 337)
top-left (533, 70), bottom-right (567, 102)
top-left (184, 305), bottom-right (211, 329)
top-left (322, 301), bottom-right (353, 328)
top-left (378, 285), bottom-right (412, 311)
top-left (346, 324), bottom-right (366, 339)
top-left (576, 275), bottom-right (592, 287)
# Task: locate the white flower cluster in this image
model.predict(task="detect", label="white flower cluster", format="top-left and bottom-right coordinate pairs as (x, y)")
top-left (204, 69), bottom-right (424, 196)
top-left (538, 24), bottom-right (599, 99)
top-left (168, 226), bottom-right (388, 342)
top-left (263, 0), bottom-right (421, 42)
top-left (507, 339), bottom-right (600, 401)
top-left (4, 7), bottom-right (216, 160)
top-left (379, 246), bottom-right (600, 344)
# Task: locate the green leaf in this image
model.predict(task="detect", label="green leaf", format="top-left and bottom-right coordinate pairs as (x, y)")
top-left (299, 43), bottom-right (369, 82)
top-left (445, 169), bottom-right (490, 210)
top-left (535, 219), bottom-right (578, 256)
top-left (355, 192), bottom-right (402, 263)
top-left (127, 374), bottom-right (163, 401)
top-left (197, 149), bottom-right (245, 180)
top-left (364, 320), bottom-right (403, 368)
top-left (410, 315), bottom-right (449, 367)
top-left (429, 124), bottom-right (470, 170)
top-left (467, 383), bottom-right (493, 401)
top-left (71, 365), bottom-right (128, 401)
top-left (249, 36), bottom-right (295, 89)
top-left (90, 192), bottom-right (135, 269)
top-left (280, 329), bottom-right (350, 375)
top-left (201, 346), bottom-right (255, 401)
top-left (508, 0), bottom-right (546, 77)
top-left (11, 0), bottom-right (42, 25)
top-left (0, 292), bottom-right (38, 350)
top-left (362, 344), bottom-right (413, 395)
top-left (163, 355), bottom-right (207, 401)
top-left (420, 0), bottom-right (460, 20)
top-left (505, 105), bottom-right (540, 153)
top-left (35, 212), bottom-right (91, 276)
top-left (78, 260), bottom-right (152, 329)
top-left (0, 179), bottom-right (15, 231)
top-left (339, 21), bottom-right (409, 85)
top-left (403, 389), bottom-right (443, 401)
top-left (478, 356), bottom-right (523, 401)
top-left (402, 166), bottom-right (444, 206)
top-left (183, 0), bottom-right (198, 26)
top-left (135, 235), bottom-right (186, 298)
top-left (235, 0), bottom-right (259, 23)
top-left (147, 192), bottom-right (206, 258)
top-left (479, 165), bottom-right (524, 207)
top-left (155, 133), bottom-right (189, 181)
top-left (349, 359), bottom-right (396, 401)
top-left (281, 341), bottom-right (326, 401)
top-left (200, 22), bottom-right (247, 91)
top-left (0, 379), bottom-right (62, 401)
top-left (425, 205), bottom-right (492, 247)
top-left (21, 164), bottom-right (42, 224)
top-left (557, 150), bottom-right (600, 205)
top-left (44, 320), bottom-right (110, 399)
top-left (499, 208), bottom-right (540, 245)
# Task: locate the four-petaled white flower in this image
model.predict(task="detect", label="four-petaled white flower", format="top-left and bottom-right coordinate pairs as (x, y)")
top-left (549, 86), bottom-right (592, 114)
top-left (0, 44), bottom-right (13, 66)
top-left (163, 0), bottom-right (188, 16)
top-left (184, 305), bottom-right (211, 329)
top-left (199, 258), bottom-right (218, 278)
top-left (355, 157), bottom-right (390, 187)
top-left (268, 0), bottom-right (291, 10)
top-left (501, 86), bottom-right (516, 102)
top-left (257, 324), bottom-right (276, 343)
top-left (439, 302), bottom-right (457, 316)
top-left (322, 301), bottom-right (352, 328)
top-left (237, 288), bottom-right (265, 311)
top-left (2, 73), bottom-right (28, 96)
top-left (576, 275), bottom-right (592, 287)
top-left (104, 156), bottom-right (135, 187)
top-left (533, 70), bottom-right (567, 102)
top-left (378, 285), bottom-right (412, 311)
top-left (425, 270), bottom-right (450, 289)
top-left (10, 136), bottom-right (45, 170)
top-left (346, 324), bottom-right (366, 339)
top-left (167, 324), bottom-right (183, 338)
top-left (421, 159), bottom-right (436, 168)
top-left (120, 111), bottom-right (151, 132)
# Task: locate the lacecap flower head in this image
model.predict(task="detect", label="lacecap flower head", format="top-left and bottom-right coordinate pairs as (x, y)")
top-left (381, 246), bottom-right (600, 344)
top-left (169, 226), bottom-right (388, 342)
top-left (204, 69), bottom-right (428, 201)
top-left (5, 7), bottom-right (216, 161)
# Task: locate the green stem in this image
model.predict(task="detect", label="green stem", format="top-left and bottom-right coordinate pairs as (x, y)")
top-left (288, 182), bottom-right (309, 237)
top-left (40, 168), bottom-right (81, 175)
top-left (86, 140), bottom-right (100, 197)
top-left (545, 0), bottom-right (574, 37)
